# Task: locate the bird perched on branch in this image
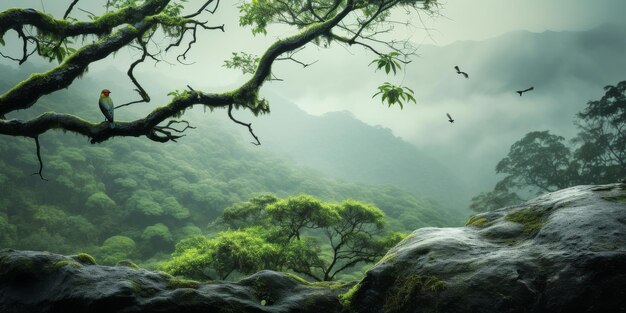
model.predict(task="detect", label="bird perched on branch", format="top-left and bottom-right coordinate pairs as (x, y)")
top-left (446, 113), bottom-right (455, 123)
top-left (454, 66), bottom-right (469, 79)
top-left (516, 86), bottom-right (534, 96)
top-left (99, 89), bottom-right (115, 129)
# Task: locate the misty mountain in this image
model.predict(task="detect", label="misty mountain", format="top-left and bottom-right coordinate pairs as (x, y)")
top-left (394, 23), bottom-right (626, 195)
top-left (252, 97), bottom-right (471, 212)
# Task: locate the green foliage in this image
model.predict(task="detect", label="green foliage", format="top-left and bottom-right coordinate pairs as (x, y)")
top-left (142, 223), bottom-right (173, 242)
top-left (266, 194), bottom-right (340, 240)
top-left (372, 83), bottom-right (416, 109)
top-left (495, 131), bottom-right (573, 193)
top-left (0, 64), bottom-right (451, 270)
top-left (163, 195), bottom-right (401, 281)
top-left (94, 235), bottom-right (137, 265)
top-left (473, 81), bottom-right (626, 211)
top-left (573, 81), bottom-right (626, 183)
top-left (469, 178), bottom-right (522, 212)
top-left (370, 52), bottom-right (402, 75)
top-left (223, 52), bottom-right (260, 75)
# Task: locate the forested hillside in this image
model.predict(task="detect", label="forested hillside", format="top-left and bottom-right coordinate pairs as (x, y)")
top-left (0, 64), bottom-right (461, 267)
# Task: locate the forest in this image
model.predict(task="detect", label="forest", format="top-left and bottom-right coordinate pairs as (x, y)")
top-left (0, 1), bottom-right (625, 312)
top-left (0, 63), bottom-right (460, 280)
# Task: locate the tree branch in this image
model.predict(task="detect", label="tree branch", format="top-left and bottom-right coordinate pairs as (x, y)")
top-left (31, 136), bottom-right (47, 181)
top-left (228, 104), bottom-right (261, 146)
top-left (0, 92), bottom-right (233, 143)
top-left (63, 0), bottom-right (80, 19)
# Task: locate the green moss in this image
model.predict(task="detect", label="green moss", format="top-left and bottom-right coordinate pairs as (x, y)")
top-left (157, 271), bottom-right (174, 280)
top-left (505, 207), bottom-right (548, 236)
top-left (377, 253), bottom-right (398, 265)
top-left (53, 259), bottom-right (81, 269)
top-left (130, 280), bottom-right (159, 297)
top-left (309, 280), bottom-right (354, 290)
top-left (383, 275), bottom-right (446, 313)
top-left (465, 216), bottom-right (489, 228)
top-left (285, 273), bottom-right (311, 285)
top-left (116, 259), bottom-right (140, 269)
top-left (167, 278), bottom-right (200, 289)
top-left (338, 280), bottom-right (362, 310)
top-left (73, 253), bottom-right (96, 265)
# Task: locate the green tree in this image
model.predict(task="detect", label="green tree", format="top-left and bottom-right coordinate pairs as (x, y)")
top-left (573, 81), bottom-right (626, 183)
top-left (94, 235), bottom-right (137, 265)
top-left (472, 81), bottom-right (626, 212)
top-left (469, 179), bottom-right (522, 212)
top-left (266, 194), bottom-right (340, 240)
top-left (0, 0), bottom-right (437, 178)
top-left (163, 195), bottom-right (401, 281)
top-left (495, 131), bottom-right (573, 193)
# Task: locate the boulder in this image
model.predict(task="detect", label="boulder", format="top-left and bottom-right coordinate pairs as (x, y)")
top-left (349, 183), bottom-right (626, 313)
top-left (0, 250), bottom-right (345, 313)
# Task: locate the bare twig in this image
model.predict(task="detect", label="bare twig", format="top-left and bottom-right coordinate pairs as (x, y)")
top-left (64, 0), bottom-right (80, 19)
top-left (31, 136), bottom-right (47, 181)
top-left (77, 8), bottom-right (96, 18)
top-left (228, 104), bottom-right (261, 145)
top-left (183, 0), bottom-right (218, 18)
top-left (115, 37), bottom-right (152, 109)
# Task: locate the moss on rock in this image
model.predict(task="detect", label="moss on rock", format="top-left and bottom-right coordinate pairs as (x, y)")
top-left (167, 278), bottom-right (200, 289)
top-left (465, 216), bottom-right (489, 228)
top-left (505, 207), bottom-right (548, 236)
top-left (383, 275), bottom-right (445, 313)
top-left (73, 253), bottom-right (96, 265)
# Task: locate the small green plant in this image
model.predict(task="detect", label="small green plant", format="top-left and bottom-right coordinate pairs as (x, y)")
top-left (372, 83), bottom-right (416, 109)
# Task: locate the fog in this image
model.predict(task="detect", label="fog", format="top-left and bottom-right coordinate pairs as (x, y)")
top-left (1, 0), bottom-right (625, 199)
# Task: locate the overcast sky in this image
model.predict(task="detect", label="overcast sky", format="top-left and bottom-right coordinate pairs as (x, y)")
top-left (1, 0), bottom-right (625, 193)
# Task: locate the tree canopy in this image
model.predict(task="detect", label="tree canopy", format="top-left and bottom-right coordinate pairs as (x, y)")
top-left (161, 194), bottom-right (403, 281)
top-left (470, 81), bottom-right (626, 212)
top-left (0, 0), bottom-right (438, 177)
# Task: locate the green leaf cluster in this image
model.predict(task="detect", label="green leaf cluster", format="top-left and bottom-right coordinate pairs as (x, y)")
top-left (373, 82), bottom-right (416, 109)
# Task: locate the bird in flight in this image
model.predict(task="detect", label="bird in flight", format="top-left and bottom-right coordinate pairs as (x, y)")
top-left (99, 89), bottom-right (115, 129)
top-left (454, 66), bottom-right (469, 79)
top-left (516, 86), bottom-right (534, 96)
top-left (446, 113), bottom-right (455, 123)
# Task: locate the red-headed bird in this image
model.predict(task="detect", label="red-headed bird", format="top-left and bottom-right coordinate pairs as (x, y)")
top-left (99, 89), bottom-right (115, 129)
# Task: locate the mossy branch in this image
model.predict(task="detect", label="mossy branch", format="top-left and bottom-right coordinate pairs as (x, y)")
top-left (0, 92), bottom-right (233, 143)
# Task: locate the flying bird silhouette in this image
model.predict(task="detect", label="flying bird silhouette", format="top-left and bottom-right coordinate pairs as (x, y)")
top-left (99, 89), bottom-right (115, 129)
top-left (516, 86), bottom-right (534, 96)
top-left (446, 113), bottom-right (454, 123)
top-left (454, 66), bottom-right (469, 79)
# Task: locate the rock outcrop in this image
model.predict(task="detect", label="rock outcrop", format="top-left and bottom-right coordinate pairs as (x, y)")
top-left (0, 250), bottom-right (347, 313)
top-left (2, 183), bottom-right (625, 313)
top-left (349, 183), bottom-right (626, 313)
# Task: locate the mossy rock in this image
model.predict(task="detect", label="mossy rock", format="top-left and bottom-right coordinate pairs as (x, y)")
top-left (383, 275), bottom-right (446, 313)
top-left (167, 278), bottom-right (200, 289)
top-left (603, 195), bottom-right (626, 203)
top-left (53, 259), bottom-right (82, 270)
top-left (505, 207), bottom-right (549, 236)
top-left (130, 280), bottom-right (159, 298)
top-left (72, 253), bottom-right (96, 265)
